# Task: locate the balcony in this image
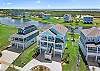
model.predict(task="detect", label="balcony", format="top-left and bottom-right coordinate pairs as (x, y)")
top-left (41, 36), bottom-right (47, 41)
top-left (88, 50), bottom-right (97, 53)
top-left (55, 44), bottom-right (62, 50)
top-left (48, 36), bottom-right (54, 42)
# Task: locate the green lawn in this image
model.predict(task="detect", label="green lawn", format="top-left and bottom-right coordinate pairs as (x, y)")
top-left (31, 17), bottom-right (99, 27)
top-left (0, 25), bottom-right (17, 51)
top-left (62, 33), bottom-right (87, 71)
top-left (13, 43), bottom-right (38, 67)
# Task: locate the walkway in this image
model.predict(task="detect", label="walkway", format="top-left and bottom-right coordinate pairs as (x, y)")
top-left (0, 50), bottom-right (20, 71)
top-left (21, 59), bottom-right (62, 71)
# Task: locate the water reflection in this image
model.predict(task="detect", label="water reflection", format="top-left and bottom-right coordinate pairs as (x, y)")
top-left (0, 17), bottom-right (49, 28)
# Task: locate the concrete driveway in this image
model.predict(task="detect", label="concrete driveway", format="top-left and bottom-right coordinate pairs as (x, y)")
top-left (21, 59), bottom-right (62, 71)
top-left (0, 50), bottom-right (20, 71)
top-left (89, 66), bottom-right (100, 71)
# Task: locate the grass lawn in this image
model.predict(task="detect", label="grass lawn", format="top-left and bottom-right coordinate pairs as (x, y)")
top-left (62, 32), bottom-right (87, 71)
top-left (30, 17), bottom-right (100, 27)
top-left (13, 43), bottom-right (38, 67)
top-left (0, 24), bottom-right (17, 51)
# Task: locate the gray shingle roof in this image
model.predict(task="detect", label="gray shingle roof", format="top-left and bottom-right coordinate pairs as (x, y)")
top-left (81, 27), bottom-right (100, 37)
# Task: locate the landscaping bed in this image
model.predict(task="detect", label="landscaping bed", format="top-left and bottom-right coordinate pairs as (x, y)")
top-left (12, 43), bottom-right (39, 67)
top-left (62, 33), bottom-right (87, 71)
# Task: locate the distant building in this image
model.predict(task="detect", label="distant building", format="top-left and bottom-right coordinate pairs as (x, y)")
top-left (10, 11), bottom-right (30, 17)
top-left (37, 24), bottom-right (68, 60)
top-left (36, 12), bottom-right (44, 18)
top-left (10, 22), bottom-right (39, 50)
top-left (83, 15), bottom-right (93, 24)
top-left (63, 14), bottom-right (72, 22)
top-left (80, 27), bottom-right (100, 63)
top-left (42, 14), bottom-right (51, 20)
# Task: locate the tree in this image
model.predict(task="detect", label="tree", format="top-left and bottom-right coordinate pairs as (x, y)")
top-left (62, 49), bottom-right (69, 64)
top-left (0, 51), bottom-right (2, 57)
top-left (70, 26), bottom-right (75, 42)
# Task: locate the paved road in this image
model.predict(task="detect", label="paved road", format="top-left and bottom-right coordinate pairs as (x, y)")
top-left (0, 50), bottom-right (20, 71)
top-left (21, 59), bottom-right (62, 71)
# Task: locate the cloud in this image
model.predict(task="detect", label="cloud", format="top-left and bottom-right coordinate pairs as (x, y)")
top-left (7, 2), bottom-right (13, 5)
top-left (48, 4), bottom-right (51, 7)
top-left (36, 0), bottom-right (41, 4)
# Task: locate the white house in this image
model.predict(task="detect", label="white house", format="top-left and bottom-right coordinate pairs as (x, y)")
top-left (80, 27), bottom-right (100, 63)
top-left (83, 15), bottom-right (93, 24)
top-left (63, 14), bottom-right (72, 22)
top-left (37, 24), bottom-right (68, 60)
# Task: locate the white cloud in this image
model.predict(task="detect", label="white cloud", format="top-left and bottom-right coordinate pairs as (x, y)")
top-left (36, 0), bottom-right (41, 4)
top-left (7, 2), bottom-right (13, 5)
top-left (48, 4), bottom-right (51, 7)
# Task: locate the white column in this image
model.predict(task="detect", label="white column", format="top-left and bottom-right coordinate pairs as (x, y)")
top-left (40, 41), bottom-right (41, 54)
top-left (17, 43), bottom-right (18, 49)
top-left (96, 47), bottom-right (98, 61)
top-left (86, 47), bottom-right (88, 60)
top-left (53, 36), bottom-right (55, 57)
top-left (97, 47), bottom-right (98, 53)
top-left (96, 56), bottom-right (97, 61)
top-left (37, 36), bottom-right (38, 46)
top-left (47, 35), bottom-right (48, 51)
top-left (23, 44), bottom-right (24, 50)
top-left (61, 43), bottom-right (63, 58)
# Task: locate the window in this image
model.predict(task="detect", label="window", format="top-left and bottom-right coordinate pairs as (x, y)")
top-left (88, 47), bottom-right (97, 53)
top-left (48, 43), bottom-right (54, 48)
top-left (48, 36), bottom-right (54, 42)
top-left (55, 44), bottom-right (62, 50)
top-left (41, 42), bottom-right (47, 47)
top-left (41, 36), bottom-right (47, 41)
top-left (98, 48), bottom-right (100, 53)
top-left (97, 56), bottom-right (100, 60)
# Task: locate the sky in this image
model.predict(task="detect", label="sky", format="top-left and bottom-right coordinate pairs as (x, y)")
top-left (0, 0), bottom-right (100, 9)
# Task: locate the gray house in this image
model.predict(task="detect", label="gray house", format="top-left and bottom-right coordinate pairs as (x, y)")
top-left (80, 27), bottom-right (100, 63)
top-left (83, 15), bottom-right (93, 24)
top-left (10, 22), bottom-right (39, 50)
top-left (37, 24), bottom-right (68, 60)
top-left (63, 14), bottom-right (72, 22)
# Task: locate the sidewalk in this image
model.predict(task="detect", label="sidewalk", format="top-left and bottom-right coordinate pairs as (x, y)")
top-left (0, 50), bottom-right (20, 71)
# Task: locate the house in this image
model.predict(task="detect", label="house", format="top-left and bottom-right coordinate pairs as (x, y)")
top-left (63, 14), bottom-right (72, 22)
top-left (80, 27), bottom-right (100, 63)
top-left (10, 22), bottom-right (39, 50)
top-left (42, 14), bottom-right (51, 20)
top-left (10, 10), bottom-right (30, 17)
top-left (37, 24), bottom-right (68, 60)
top-left (83, 15), bottom-right (93, 24)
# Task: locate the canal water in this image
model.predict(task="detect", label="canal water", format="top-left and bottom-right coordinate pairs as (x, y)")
top-left (0, 17), bottom-right (49, 28)
top-left (0, 17), bottom-right (93, 33)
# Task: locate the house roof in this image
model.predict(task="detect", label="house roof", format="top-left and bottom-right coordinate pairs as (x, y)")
top-left (83, 15), bottom-right (93, 18)
top-left (18, 21), bottom-right (37, 29)
top-left (81, 27), bottom-right (100, 37)
top-left (52, 24), bottom-right (68, 36)
top-left (41, 24), bottom-right (68, 37)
